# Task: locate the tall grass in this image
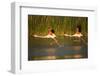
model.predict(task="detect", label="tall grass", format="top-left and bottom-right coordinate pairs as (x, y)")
top-left (28, 15), bottom-right (88, 36)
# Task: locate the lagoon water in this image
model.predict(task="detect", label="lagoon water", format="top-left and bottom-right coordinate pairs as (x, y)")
top-left (28, 36), bottom-right (88, 60)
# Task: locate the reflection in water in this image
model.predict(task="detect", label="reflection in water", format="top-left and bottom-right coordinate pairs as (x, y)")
top-left (28, 36), bottom-right (88, 60)
top-left (46, 48), bottom-right (56, 56)
top-left (64, 54), bottom-right (82, 59)
top-left (73, 46), bottom-right (82, 51)
top-left (32, 54), bottom-right (83, 60)
top-left (64, 55), bottom-right (72, 59)
top-left (33, 56), bottom-right (56, 60)
top-left (44, 56), bottom-right (56, 60)
top-left (74, 54), bottom-right (82, 58)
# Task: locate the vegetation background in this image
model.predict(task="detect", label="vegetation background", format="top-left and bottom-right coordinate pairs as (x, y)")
top-left (28, 15), bottom-right (88, 36)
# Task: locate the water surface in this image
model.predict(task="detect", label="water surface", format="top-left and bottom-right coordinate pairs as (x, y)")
top-left (28, 36), bottom-right (88, 60)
